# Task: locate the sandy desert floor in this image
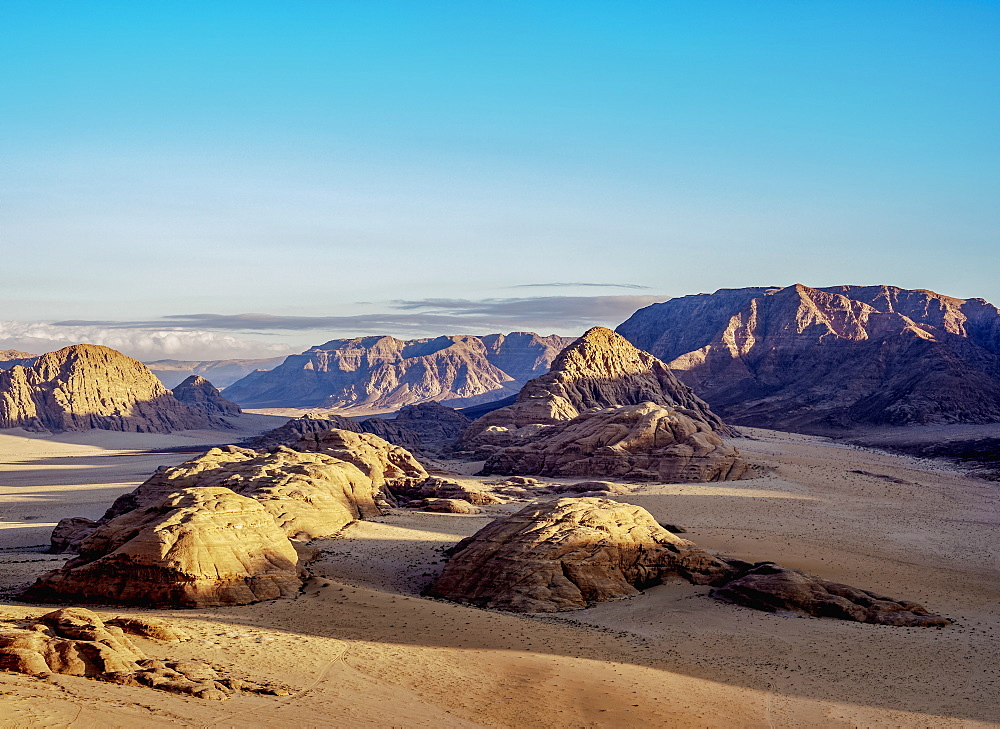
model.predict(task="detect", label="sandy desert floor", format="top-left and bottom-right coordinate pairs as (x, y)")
top-left (0, 423), bottom-right (998, 728)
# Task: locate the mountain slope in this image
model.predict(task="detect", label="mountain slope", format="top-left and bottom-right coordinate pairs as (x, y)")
top-left (616, 284), bottom-right (1000, 431)
top-left (0, 344), bottom-right (229, 433)
top-left (222, 333), bottom-right (572, 410)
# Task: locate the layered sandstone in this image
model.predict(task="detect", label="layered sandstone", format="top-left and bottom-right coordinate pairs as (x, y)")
top-left (480, 402), bottom-right (747, 482)
top-left (427, 498), bottom-right (735, 611)
top-left (0, 344), bottom-right (227, 433)
top-left (0, 608), bottom-right (285, 699)
top-left (24, 488), bottom-right (302, 607)
top-left (51, 430), bottom-right (425, 551)
top-left (616, 284), bottom-right (1000, 431)
top-left (459, 327), bottom-right (730, 453)
top-left (171, 375), bottom-right (242, 416)
top-left (222, 332), bottom-right (572, 409)
top-left (429, 498), bottom-right (950, 626)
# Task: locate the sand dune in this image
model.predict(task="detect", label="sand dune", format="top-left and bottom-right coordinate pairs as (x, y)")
top-left (1, 423), bottom-right (998, 727)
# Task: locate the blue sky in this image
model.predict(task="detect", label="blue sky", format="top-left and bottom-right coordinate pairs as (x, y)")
top-left (2, 1), bottom-right (998, 359)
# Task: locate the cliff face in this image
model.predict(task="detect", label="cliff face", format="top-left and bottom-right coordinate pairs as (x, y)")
top-left (222, 332), bottom-right (572, 410)
top-left (616, 284), bottom-right (1000, 431)
top-left (0, 344), bottom-right (228, 433)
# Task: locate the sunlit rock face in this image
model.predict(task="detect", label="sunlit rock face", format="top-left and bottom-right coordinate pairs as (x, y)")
top-left (459, 327), bottom-right (732, 454)
top-left (479, 401), bottom-right (747, 482)
top-left (0, 344), bottom-right (228, 433)
top-left (617, 284), bottom-right (1000, 431)
top-left (222, 332), bottom-right (573, 409)
top-left (24, 487), bottom-right (302, 608)
top-left (427, 498), bottom-right (735, 612)
top-left (50, 429), bottom-right (427, 551)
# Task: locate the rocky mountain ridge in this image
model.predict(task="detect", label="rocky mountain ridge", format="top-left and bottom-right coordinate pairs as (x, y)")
top-left (617, 284), bottom-right (1000, 431)
top-left (222, 332), bottom-right (573, 410)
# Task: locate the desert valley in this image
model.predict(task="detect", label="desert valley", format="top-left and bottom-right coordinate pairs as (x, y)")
top-left (0, 284), bottom-right (997, 727)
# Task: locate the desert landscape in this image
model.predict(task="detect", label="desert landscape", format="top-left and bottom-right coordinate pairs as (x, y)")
top-left (5, 4), bottom-right (998, 726)
top-left (0, 308), bottom-right (998, 727)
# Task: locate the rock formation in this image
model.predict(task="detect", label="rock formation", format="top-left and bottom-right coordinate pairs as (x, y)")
top-left (458, 327), bottom-right (733, 458)
top-left (146, 356), bottom-right (288, 389)
top-left (171, 375), bottom-right (242, 416)
top-left (222, 332), bottom-right (572, 410)
top-left (392, 401), bottom-right (470, 449)
top-left (711, 562), bottom-right (951, 627)
top-left (616, 284), bottom-right (1000, 431)
top-left (0, 608), bottom-right (286, 699)
top-left (0, 350), bottom-right (36, 370)
top-left (50, 430), bottom-right (427, 552)
top-left (0, 344), bottom-right (229, 433)
top-left (246, 404), bottom-right (466, 456)
top-left (428, 498), bottom-right (950, 626)
top-left (25, 487), bottom-right (302, 607)
top-left (427, 498), bottom-right (735, 611)
top-left (480, 402), bottom-right (747, 481)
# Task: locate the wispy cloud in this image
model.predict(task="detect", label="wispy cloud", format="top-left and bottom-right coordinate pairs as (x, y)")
top-left (509, 282), bottom-right (651, 290)
top-left (53, 295), bottom-right (664, 336)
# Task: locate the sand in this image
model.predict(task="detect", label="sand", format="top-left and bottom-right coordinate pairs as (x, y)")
top-left (1, 423), bottom-right (998, 727)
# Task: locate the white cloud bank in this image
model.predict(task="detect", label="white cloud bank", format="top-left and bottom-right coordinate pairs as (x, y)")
top-left (0, 321), bottom-right (294, 361)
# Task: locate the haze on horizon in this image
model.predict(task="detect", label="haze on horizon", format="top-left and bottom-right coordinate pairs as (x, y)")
top-left (2, 1), bottom-right (998, 360)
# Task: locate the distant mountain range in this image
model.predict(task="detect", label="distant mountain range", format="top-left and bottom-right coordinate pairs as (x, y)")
top-left (145, 357), bottom-right (288, 389)
top-left (617, 284), bottom-right (1000, 431)
top-left (222, 332), bottom-right (573, 411)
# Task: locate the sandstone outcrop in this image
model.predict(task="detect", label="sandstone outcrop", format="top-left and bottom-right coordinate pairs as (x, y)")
top-left (290, 428), bottom-right (428, 489)
top-left (246, 406), bottom-right (465, 456)
top-left (616, 284), bottom-right (1000, 431)
top-left (171, 375), bottom-right (241, 416)
top-left (459, 327), bottom-right (731, 453)
top-left (393, 401), bottom-right (470, 448)
top-left (222, 332), bottom-right (572, 409)
top-left (0, 344), bottom-right (228, 433)
top-left (25, 487), bottom-right (302, 607)
top-left (711, 562), bottom-right (951, 626)
top-left (427, 498), bottom-right (735, 611)
top-left (421, 498), bottom-right (482, 514)
top-left (0, 608), bottom-right (287, 699)
top-left (50, 430), bottom-right (427, 552)
top-left (480, 402), bottom-right (748, 482)
top-left (391, 477), bottom-right (503, 505)
top-left (0, 350), bottom-right (36, 370)
top-left (429, 498), bottom-right (950, 626)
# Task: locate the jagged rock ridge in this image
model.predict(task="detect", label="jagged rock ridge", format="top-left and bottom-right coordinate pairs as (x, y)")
top-left (0, 345), bottom-right (229, 433)
top-left (617, 284), bottom-right (1000, 431)
top-left (222, 332), bottom-right (573, 410)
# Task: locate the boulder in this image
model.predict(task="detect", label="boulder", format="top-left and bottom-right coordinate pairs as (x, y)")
top-left (170, 375), bottom-right (241, 416)
top-left (481, 402), bottom-right (748, 482)
top-left (104, 616), bottom-right (191, 642)
top-left (710, 562), bottom-right (951, 627)
top-left (427, 498), bottom-right (735, 611)
top-left (421, 498), bottom-right (483, 514)
top-left (24, 487), bottom-right (302, 607)
top-left (291, 428), bottom-right (428, 488)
